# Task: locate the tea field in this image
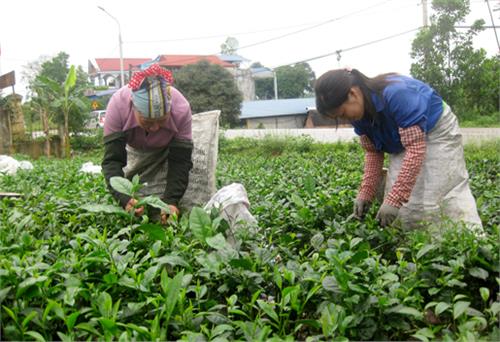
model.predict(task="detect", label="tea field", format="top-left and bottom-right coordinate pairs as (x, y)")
top-left (0, 137), bottom-right (499, 341)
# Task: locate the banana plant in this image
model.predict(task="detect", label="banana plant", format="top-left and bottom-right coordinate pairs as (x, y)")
top-left (36, 65), bottom-right (87, 158)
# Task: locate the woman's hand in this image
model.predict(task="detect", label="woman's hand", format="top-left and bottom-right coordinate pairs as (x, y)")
top-left (160, 205), bottom-right (180, 224)
top-left (125, 198), bottom-right (145, 216)
top-left (353, 199), bottom-right (372, 219)
top-left (376, 203), bottom-right (399, 227)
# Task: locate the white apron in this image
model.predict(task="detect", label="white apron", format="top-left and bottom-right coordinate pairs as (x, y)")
top-left (385, 103), bottom-right (483, 231)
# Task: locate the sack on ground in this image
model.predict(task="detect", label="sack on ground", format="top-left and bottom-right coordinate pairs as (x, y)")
top-left (0, 155), bottom-right (33, 176)
top-left (205, 183), bottom-right (258, 229)
top-left (123, 110), bottom-right (220, 212)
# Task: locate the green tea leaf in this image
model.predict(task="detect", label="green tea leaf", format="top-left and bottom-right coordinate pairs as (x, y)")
top-left (155, 255), bottom-right (189, 268)
top-left (416, 244), bottom-right (434, 260)
top-left (139, 223), bottom-right (167, 243)
top-left (453, 301), bottom-right (470, 319)
top-left (140, 196), bottom-right (170, 212)
top-left (43, 300), bottom-right (64, 321)
top-left (25, 331), bottom-right (46, 342)
top-left (81, 204), bottom-right (127, 215)
top-left (76, 322), bottom-right (103, 337)
top-left (97, 292), bottom-right (113, 318)
top-left (0, 286), bottom-right (12, 302)
top-left (311, 233), bottom-right (324, 250)
top-left (189, 207), bottom-right (213, 241)
top-left (291, 193), bottom-right (305, 207)
top-left (206, 233), bottom-right (229, 250)
top-left (469, 267), bottom-right (489, 280)
top-left (17, 276), bottom-right (48, 297)
top-left (435, 302), bottom-right (451, 315)
top-left (304, 175), bottom-right (316, 195)
top-left (479, 287), bottom-right (490, 302)
top-left (387, 305), bottom-right (423, 319)
top-left (163, 271), bottom-right (183, 321)
top-left (274, 267), bottom-right (283, 290)
top-left (381, 272), bottom-right (399, 282)
top-left (110, 177), bottom-right (134, 196)
top-left (22, 311), bottom-right (38, 328)
top-left (65, 311), bottom-right (80, 331)
top-left (490, 302), bottom-right (500, 316)
top-left (349, 237), bottom-right (363, 250)
top-left (257, 299), bottom-right (279, 323)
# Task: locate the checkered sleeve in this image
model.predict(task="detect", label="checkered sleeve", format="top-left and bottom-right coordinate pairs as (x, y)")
top-left (385, 125), bottom-right (426, 207)
top-left (357, 135), bottom-right (384, 201)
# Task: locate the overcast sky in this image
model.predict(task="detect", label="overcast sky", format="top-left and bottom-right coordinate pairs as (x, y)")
top-left (1, 0), bottom-right (498, 98)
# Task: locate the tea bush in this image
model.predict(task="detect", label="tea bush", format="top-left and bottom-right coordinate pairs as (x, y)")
top-left (0, 139), bottom-right (498, 341)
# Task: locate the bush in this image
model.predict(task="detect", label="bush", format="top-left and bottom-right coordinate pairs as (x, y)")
top-left (71, 130), bottom-right (103, 151)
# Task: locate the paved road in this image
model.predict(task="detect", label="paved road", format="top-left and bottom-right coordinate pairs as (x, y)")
top-left (224, 128), bottom-right (500, 144)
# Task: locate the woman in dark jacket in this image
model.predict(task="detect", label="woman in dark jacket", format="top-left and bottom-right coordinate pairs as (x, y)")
top-left (102, 64), bottom-right (193, 223)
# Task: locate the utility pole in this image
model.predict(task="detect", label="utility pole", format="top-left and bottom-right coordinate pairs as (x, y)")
top-left (422, 0), bottom-right (429, 28)
top-left (485, 0), bottom-right (500, 53)
top-left (273, 70), bottom-right (278, 100)
top-left (98, 6), bottom-right (125, 87)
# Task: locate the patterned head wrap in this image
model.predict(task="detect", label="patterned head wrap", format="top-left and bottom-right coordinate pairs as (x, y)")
top-left (129, 64), bottom-right (174, 119)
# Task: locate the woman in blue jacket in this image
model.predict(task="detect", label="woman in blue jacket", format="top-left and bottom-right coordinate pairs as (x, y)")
top-left (314, 68), bottom-right (482, 230)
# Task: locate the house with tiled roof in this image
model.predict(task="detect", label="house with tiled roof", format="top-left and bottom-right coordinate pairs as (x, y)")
top-left (88, 54), bottom-right (256, 100)
top-left (152, 54), bottom-right (236, 69)
top-left (88, 58), bottom-right (151, 88)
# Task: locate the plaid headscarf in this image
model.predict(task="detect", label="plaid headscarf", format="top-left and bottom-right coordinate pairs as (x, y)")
top-left (129, 64), bottom-right (173, 119)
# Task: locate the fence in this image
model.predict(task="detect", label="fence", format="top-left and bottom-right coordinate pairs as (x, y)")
top-left (0, 95), bottom-right (63, 158)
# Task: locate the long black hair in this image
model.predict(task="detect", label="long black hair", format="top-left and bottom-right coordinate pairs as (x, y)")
top-left (314, 68), bottom-right (396, 121)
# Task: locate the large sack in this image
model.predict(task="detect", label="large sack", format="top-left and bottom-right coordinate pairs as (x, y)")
top-left (204, 183), bottom-right (258, 229)
top-left (123, 110), bottom-right (220, 211)
top-left (0, 155), bottom-right (20, 175)
top-left (0, 155), bottom-right (33, 176)
top-left (385, 104), bottom-right (482, 231)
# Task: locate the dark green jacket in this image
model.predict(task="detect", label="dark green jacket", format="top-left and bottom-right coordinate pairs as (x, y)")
top-left (102, 131), bottom-right (193, 207)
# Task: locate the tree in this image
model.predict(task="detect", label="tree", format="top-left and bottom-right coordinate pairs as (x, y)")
top-left (252, 62), bottom-right (276, 100)
top-left (26, 52), bottom-right (91, 134)
top-left (410, 0), bottom-right (499, 119)
top-left (274, 63), bottom-right (315, 99)
top-left (36, 65), bottom-right (88, 158)
top-left (252, 62), bottom-right (316, 100)
top-left (174, 60), bottom-right (243, 127)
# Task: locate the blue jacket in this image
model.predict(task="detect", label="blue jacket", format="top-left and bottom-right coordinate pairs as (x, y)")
top-left (352, 75), bottom-right (443, 154)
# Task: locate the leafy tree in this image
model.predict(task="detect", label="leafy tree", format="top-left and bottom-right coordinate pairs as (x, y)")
top-left (252, 62), bottom-right (276, 100)
top-left (410, 0), bottom-right (499, 120)
top-left (26, 52), bottom-right (91, 134)
top-left (36, 66), bottom-right (88, 157)
top-left (275, 63), bottom-right (316, 99)
top-left (174, 60), bottom-right (243, 127)
top-left (253, 62), bottom-right (316, 99)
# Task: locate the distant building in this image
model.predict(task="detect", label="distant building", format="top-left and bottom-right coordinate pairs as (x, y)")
top-left (88, 54), bottom-right (256, 100)
top-left (240, 98), bottom-right (350, 128)
top-left (88, 58), bottom-right (151, 88)
top-left (149, 54), bottom-right (255, 101)
top-left (241, 98), bottom-right (315, 128)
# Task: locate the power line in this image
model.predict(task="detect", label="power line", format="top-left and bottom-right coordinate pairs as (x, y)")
top-left (133, 0), bottom-right (404, 68)
top-left (267, 27), bottom-right (421, 69)
top-left (236, 0), bottom-right (395, 51)
top-left (485, 0), bottom-right (500, 53)
top-left (125, 0), bottom-right (397, 49)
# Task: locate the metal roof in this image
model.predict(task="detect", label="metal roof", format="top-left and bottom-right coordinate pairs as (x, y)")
top-left (218, 54), bottom-right (250, 63)
top-left (240, 98), bottom-right (316, 119)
